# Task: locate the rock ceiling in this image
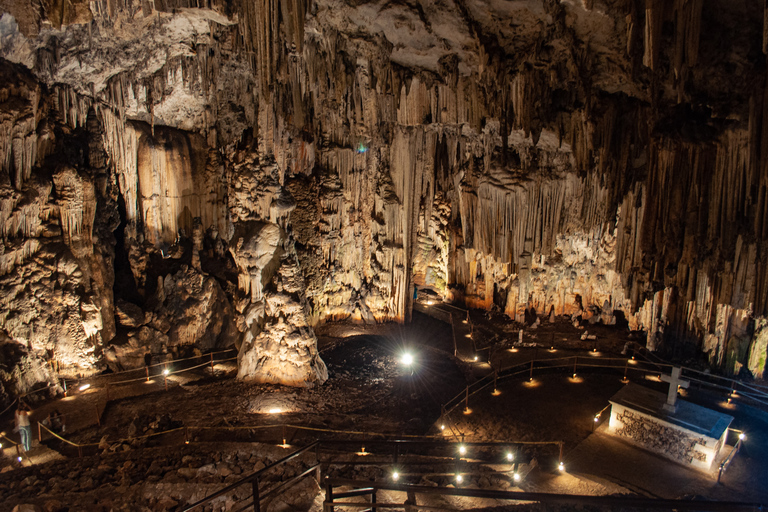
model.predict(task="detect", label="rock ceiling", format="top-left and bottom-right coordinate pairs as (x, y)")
top-left (0, 0), bottom-right (767, 396)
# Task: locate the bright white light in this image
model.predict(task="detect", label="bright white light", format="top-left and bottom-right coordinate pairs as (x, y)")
top-left (163, 369), bottom-right (170, 376)
top-left (79, 384), bottom-right (90, 392)
top-left (268, 408), bottom-right (282, 414)
top-left (473, 355), bottom-right (478, 362)
top-left (458, 445), bottom-right (466, 455)
top-left (456, 474), bottom-right (463, 483)
top-left (739, 433), bottom-right (745, 440)
top-left (513, 472), bottom-right (521, 482)
top-left (402, 353), bottom-right (414, 366)
top-left (17, 456), bottom-right (22, 462)
top-left (594, 416), bottom-right (599, 422)
top-left (558, 462), bottom-right (565, 471)
top-left (392, 471), bottom-right (399, 481)
top-left (427, 301), bottom-right (434, 306)
top-left (506, 452), bottom-right (514, 461)
top-left (440, 424), bottom-right (445, 431)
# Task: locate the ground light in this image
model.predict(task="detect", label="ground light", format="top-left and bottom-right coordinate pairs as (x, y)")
top-left (558, 462), bottom-right (565, 471)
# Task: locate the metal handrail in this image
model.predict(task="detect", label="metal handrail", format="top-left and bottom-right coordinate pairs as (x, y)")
top-left (177, 441), bottom-right (319, 512)
top-left (324, 477), bottom-right (765, 511)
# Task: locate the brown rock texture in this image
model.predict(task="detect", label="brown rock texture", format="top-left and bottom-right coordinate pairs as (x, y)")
top-left (0, 0), bottom-right (767, 396)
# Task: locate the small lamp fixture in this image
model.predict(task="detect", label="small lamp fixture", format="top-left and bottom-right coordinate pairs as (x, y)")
top-left (513, 472), bottom-right (521, 482)
top-left (402, 353), bottom-right (414, 366)
top-left (558, 462), bottom-right (565, 472)
top-left (163, 368), bottom-right (170, 376)
top-left (456, 474), bottom-right (463, 483)
top-left (392, 471), bottom-right (399, 481)
top-left (739, 433), bottom-right (746, 441)
top-left (440, 424), bottom-right (445, 431)
top-left (458, 444), bottom-right (467, 456)
top-left (506, 452), bottom-right (514, 462)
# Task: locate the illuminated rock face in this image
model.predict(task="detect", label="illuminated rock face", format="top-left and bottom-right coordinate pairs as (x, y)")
top-left (0, 0), bottom-right (768, 394)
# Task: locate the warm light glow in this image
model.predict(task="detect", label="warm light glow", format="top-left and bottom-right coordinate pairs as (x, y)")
top-left (739, 433), bottom-right (745, 440)
top-left (506, 452), bottom-right (514, 461)
top-left (456, 474), bottom-right (463, 483)
top-left (392, 471), bottom-right (399, 481)
top-left (458, 445), bottom-right (467, 455)
top-left (558, 462), bottom-right (565, 471)
top-left (145, 379), bottom-right (155, 384)
top-left (356, 446), bottom-right (370, 456)
top-left (440, 424), bottom-right (445, 431)
top-left (492, 388), bottom-right (501, 396)
top-left (427, 301), bottom-right (434, 306)
top-left (185, 440), bottom-right (190, 444)
top-left (78, 384), bottom-right (91, 391)
top-left (508, 348), bottom-right (518, 353)
top-left (268, 408), bottom-right (282, 414)
top-left (513, 472), bottom-right (521, 482)
top-left (163, 369), bottom-right (170, 376)
top-left (466, 334), bottom-right (472, 338)
top-left (402, 353), bottom-right (414, 366)
top-left (473, 355), bottom-right (478, 362)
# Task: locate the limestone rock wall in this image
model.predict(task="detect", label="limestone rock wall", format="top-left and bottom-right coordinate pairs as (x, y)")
top-left (0, 0), bottom-right (767, 397)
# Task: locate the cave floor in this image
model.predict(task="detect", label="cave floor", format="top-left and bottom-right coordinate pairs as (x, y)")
top-left (1, 312), bottom-right (767, 510)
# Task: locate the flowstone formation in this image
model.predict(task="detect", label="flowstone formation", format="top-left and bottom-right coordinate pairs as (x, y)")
top-left (0, 0), bottom-right (768, 399)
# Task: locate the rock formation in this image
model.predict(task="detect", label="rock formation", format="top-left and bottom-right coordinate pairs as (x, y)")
top-left (0, 0), bottom-right (768, 399)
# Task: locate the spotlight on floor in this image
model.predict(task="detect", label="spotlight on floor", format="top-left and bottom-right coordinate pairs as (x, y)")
top-left (78, 383), bottom-right (91, 392)
top-left (558, 462), bottom-right (565, 472)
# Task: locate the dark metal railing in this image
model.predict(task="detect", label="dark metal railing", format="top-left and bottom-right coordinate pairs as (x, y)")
top-left (177, 441), bottom-right (319, 512)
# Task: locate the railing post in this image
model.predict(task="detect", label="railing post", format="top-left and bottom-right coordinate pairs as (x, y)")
top-left (324, 481), bottom-right (334, 512)
top-left (623, 359), bottom-right (629, 382)
top-left (146, 366), bottom-right (150, 382)
top-left (63, 378), bottom-right (67, 397)
top-left (529, 359), bottom-right (534, 381)
top-left (573, 357), bottom-right (577, 377)
top-left (37, 422), bottom-right (42, 442)
top-left (210, 353), bottom-right (215, 374)
top-left (717, 463), bottom-right (724, 484)
top-left (94, 403), bottom-right (101, 426)
top-left (252, 477), bottom-right (261, 512)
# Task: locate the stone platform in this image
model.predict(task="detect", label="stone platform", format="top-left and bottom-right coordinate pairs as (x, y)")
top-left (607, 383), bottom-right (733, 471)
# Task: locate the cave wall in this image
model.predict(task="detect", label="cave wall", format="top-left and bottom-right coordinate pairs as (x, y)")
top-left (1, 0), bottom-right (768, 398)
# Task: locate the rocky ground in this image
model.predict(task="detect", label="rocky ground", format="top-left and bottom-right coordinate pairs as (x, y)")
top-left (2, 311), bottom-right (764, 511)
